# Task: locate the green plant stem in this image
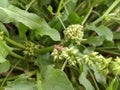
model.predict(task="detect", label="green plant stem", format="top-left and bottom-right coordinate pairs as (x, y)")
top-left (93, 0), bottom-right (120, 24)
top-left (56, 0), bottom-right (66, 29)
top-left (5, 37), bottom-right (25, 49)
top-left (81, 7), bottom-right (93, 25)
top-left (57, 16), bottom-right (66, 29)
top-left (10, 52), bottom-right (25, 59)
top-left (24, 56), bottom-right (29, 71)
top-left (25, 0), bottom-right (35, 11)
top-left (64, 6), bottom-right (69, 15)
top-left (57, 0), bottom-right (64, 14)
top-left (0, 75), bottom-right (19, 82)
top-left (36, 46), bottom-right (54, 53)
top-left (1, 60), bottom-right (21, 86)
top-left (96, 49), bottom-right (120, 56)
top-left (61, 59), bottom-right (68, 71)
top-left (61, 0), bottom-right (70, 15)
top-left (36, 71), bottom-right (42, 90)
top-left (89, 70), bottom-right (100, 90)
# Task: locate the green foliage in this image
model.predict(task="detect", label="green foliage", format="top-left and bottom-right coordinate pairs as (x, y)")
top-left (0, 0), bottom-right (120, 90)
top-left (5, 74), bottom-right (37, 90)
top-left (42, 66), bottom-right (74, 90)
top-left (0, 55), bottom-right (10, 73)
top-left (79, 70), bottom-right (95, 90)
top-left (106, 77), bottom-right (119, 90)
top-left (86, 24), bottom-right (113, 41)
top-left (0, 5), bottom-right (60, 41)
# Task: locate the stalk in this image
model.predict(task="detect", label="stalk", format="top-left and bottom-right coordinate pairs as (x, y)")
top-left (57, 16), bottom-right (66, 29)
top-left (57, 0), bottom-right (64, 14)
top-left (96, 49), bottom-right (120, 56)
top-left (61, 60), bottom-right (68, 71)
top-left (25, 0), bottom-right (35, 11)
top-left (93, 0), bottom-right (120, 24)
top-left (89, 70), bottom-right (100, 90)
top-left (35, 46), bottom-right (54, 53)
top-left (5, 37), bottom-right (25, 49)
top-left (56, 0), bottom-right (66, 29)
top-left (81, 7), bottom-right (93, 25)
top-left (1, 60), bottom-right (21, 86)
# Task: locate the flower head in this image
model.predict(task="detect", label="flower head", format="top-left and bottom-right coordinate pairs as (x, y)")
top-left (63, 24), bottom-right (84, 45)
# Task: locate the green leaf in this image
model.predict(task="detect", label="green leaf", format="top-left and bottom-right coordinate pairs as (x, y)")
top-left (48, 17), bottom-right (62, 31)
top-left (0, 41), bottom-right (10, 57)
top-left (34, 27), bottom-right (60, 42)
top-left (0, 22), bottom-right (9, 36)
top-left (83, 47), bottom-right (95, 54)
top-left (68, 12), bottom-right (83, 24)
top-left (47, 5), bottom-right (53, 14)
top-left (113, 31), bottom-right (120, 40)
top-left (0, 0), bottom-right (10, 23)
top-left (42, 65), bottom-right (74, 90)
top-left (16, 23), bottom-right (28, 40)
top-left (0, 41), bottom-right (11, 73)
top-left (5, 74), bottom-right (37, 90)
top-left (86, 24), bottom-right (113, 41)
top-left (103, 40), bottom-right (114, 47)
top-left (86, 36), bottom-right (104, 46)
top-left (0, 55), bottom-right (10, 73)
top-left (35, 53), bottom-right (51, 70)
top-left (106, 77), bottom-right (119, 90)
top-left (91, 65), bottom-right (106, 85)
top-left (79, 72), bottom-right (95, 90)
top-left (38, 0), bottom-right (51, 6)
top-left (66, 0), bottom-right (77, 13)
top-left (0, 5), bottom-right (61, 41)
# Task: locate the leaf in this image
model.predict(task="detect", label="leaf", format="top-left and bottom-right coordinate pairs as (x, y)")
top-left (86, 24), bottom-right (113, 41)
top-left (0, 41), bottom-right (11, 73)
top-left (47, 5), bottom-right (53, 14)
top-left (16, 23), bottom-right (28, 40)
top-left (0, 5), bottom-right (61, 41)
top-left (86, 36), bottom-right (104, 46)
top-left (83, 47), bottom-right (95, 54)
top-left (0, 55), bottom-right (10, 73)
top-left (103, 40), bottom-right (114, 47)
top-left (35, 53), bottom-right (51, 70)
top-left (0, 22), bottom-right (9, 36)
top-left (48, 17), bottom-right (62, 31)
top-left (0, 0), bottom-right (10, 23)
top-left (38, 0), bottom-right (51, 6)
top-left (106, 77), bottom-right (119, 90)
top-left (79, 72), bottom-right (95, 90)
top-left (113, 31), bottom-right (120, 40)
top-left (5, 74), bottom-right (37, 90)
top-left (68, 12), bottom-right (83, 24)
top-left (91, 65), bottom-right (106, 85)
top-left (0, 41), bottom-right (11, 57)
top-left (42, 65), bottom-right (74, 90)
top-left (66, 0), bottom-right (78, 13)
top-left (34, 27), bottom-right (60, 42)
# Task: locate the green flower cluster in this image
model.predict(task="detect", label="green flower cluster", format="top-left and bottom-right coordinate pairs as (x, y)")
top-left (23, 41), bottom-right (39, 56)
top-left (51, 24), bottom-right (120, 76)
top-left (83, 52), bottom-right (112, 75)
top-left (0, 31), bottom-right (4, 40)
top-left (51, 45), bottom-right (81, 66)
top-left (84, 52), bottom-right (120, 76)
top-left (63, 24), bottom-right (84, 45)
top-left (110, 57), bottom-right (120, 75)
